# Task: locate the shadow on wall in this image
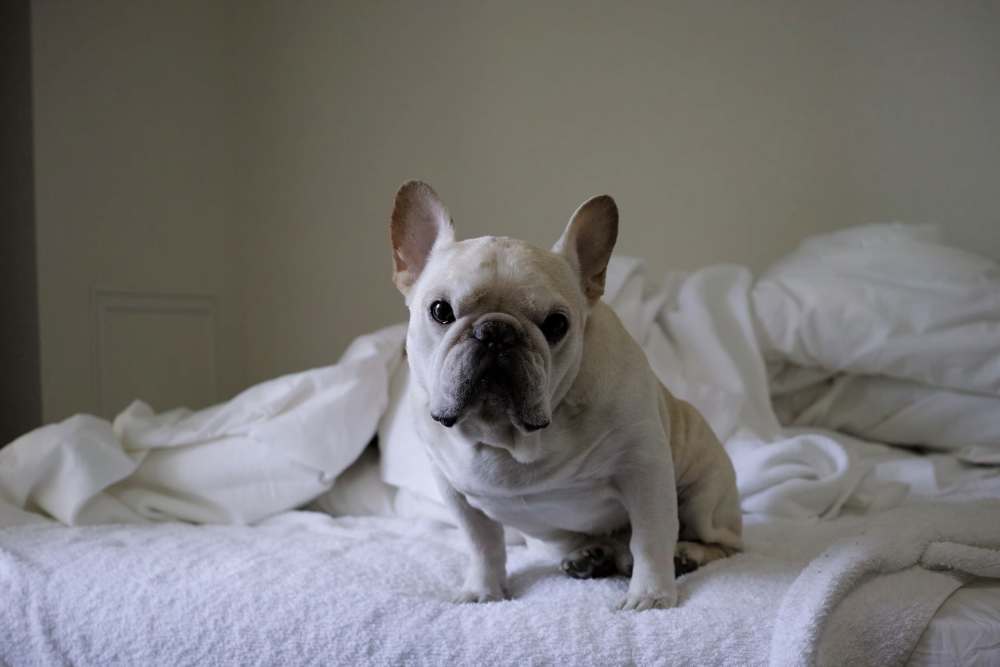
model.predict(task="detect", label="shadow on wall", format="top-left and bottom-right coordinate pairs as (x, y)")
top-left (1, 0), bottom-right (41, 445)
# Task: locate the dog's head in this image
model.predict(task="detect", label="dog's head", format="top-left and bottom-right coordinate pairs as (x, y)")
top-left (390, 181), bottom-right (618, 440)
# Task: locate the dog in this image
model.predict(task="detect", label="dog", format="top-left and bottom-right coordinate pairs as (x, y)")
top-left (389, 181), bottom-right (742, 610)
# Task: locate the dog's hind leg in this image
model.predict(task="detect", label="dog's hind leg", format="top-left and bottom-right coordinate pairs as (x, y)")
top-left (557, 529), bottom-right (633, 579)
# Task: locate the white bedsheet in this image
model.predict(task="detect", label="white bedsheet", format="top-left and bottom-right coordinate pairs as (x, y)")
top-left (770, 367), bottom-right (1000, 465)
top-left (0, 327), bottom-right (404, 526)
top-left (911, 580), bottom-right (1000, 667)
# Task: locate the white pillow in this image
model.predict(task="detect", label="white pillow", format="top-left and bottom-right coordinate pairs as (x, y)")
top-left (771, 363), bottom-right (1000, 461)
top-left (753, 223), bottom-right (1000, 397)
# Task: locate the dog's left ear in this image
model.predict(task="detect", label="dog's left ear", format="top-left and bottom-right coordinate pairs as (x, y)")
top-left (390, 180), bottom-right (455, 294)
top-left (553, 195), bottom-right (619, 301)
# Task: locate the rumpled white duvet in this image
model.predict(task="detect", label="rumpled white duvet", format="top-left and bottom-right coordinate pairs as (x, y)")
top-left (2, 224), bottom-right (999, 666)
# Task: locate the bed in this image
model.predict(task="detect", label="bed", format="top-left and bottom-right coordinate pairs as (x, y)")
top-left (2, 224), bottom-right (999, 666)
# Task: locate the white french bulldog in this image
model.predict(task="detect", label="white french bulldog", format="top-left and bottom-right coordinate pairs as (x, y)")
top-left (390, 181), bottom-right (742, 610)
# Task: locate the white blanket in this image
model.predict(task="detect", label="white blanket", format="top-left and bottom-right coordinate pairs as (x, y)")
top-left (0, 327), bottom-right (403, 526)
top-left (2, 224), bottom-right (999, 665)
top-left (755, 223), bottom-right (1000, 462)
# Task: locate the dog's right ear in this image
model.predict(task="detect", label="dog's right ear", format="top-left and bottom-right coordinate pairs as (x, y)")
top-left (553, 194), bottom-right (619, 302)
top-left (390, 181), bottom-right (455, 294)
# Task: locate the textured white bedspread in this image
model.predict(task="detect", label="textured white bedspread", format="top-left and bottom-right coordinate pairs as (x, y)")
top-left (3, 499), bottom-right (999, 667)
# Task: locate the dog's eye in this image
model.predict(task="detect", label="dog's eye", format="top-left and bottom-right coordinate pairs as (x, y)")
top-left (429, 300), bottom-right (455, 325)
top-left (541, 312), bottom-right (569, 344)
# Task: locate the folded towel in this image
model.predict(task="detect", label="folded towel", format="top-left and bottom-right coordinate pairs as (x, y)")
top-left (771, 501), bottom-right (1000, 666)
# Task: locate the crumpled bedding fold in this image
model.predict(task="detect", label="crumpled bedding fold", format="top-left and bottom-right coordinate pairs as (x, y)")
top-left (0, 327), bottom-right (404, 525)
top-left (754, 223), bottom-right (1000, 461)
top-left (3, 224), bottom-right (998, 528)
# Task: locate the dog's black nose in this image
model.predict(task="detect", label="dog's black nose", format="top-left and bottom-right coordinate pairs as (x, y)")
top-left (523, 420), bottom-right (550, 432)
top-left (431, 413), bottom-right (458, 428)
top-left (473, 320), bottom-right (517, 351)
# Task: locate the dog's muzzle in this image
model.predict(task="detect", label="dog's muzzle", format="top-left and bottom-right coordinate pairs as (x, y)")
top-left (472, 319), bottom-right (518, 352)
top-left (429, 315), bottom-right (551, 432)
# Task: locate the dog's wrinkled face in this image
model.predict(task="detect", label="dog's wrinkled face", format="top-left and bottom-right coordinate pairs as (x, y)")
top-left (390, 181), bottom-right (617, 441)
top-left (408, 237), bottom-right (583, 435)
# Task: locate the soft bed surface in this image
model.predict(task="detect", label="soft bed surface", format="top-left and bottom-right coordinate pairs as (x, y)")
top-left (910, 580), bottom-right (1000, 667)
top-left (2, 505), bottom-right (999, 667)
top-left (1, 514), bottom-right (779, 666)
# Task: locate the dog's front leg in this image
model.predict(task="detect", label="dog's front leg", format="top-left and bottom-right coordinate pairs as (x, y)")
top-left (433, 469), bottom-right (508, 603)
top-left (614, 446), bottom-right (680, 611)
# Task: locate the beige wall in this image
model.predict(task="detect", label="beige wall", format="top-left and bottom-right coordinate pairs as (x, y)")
top-left (238, 1), bottom-right (999, 385)
top-left (31, 1), bottom-right (246, 420)
top-left (31, 1), bottom-right (1000, 419)
top-left (827, 2), bottom-right (1000, 256)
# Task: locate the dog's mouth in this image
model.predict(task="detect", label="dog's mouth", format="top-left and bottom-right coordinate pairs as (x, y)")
top-left (430, 344), bottom-right (550, 433)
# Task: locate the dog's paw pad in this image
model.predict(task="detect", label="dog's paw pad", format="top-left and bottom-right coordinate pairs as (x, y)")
top-left (561, 544), bottom-right (616, 580)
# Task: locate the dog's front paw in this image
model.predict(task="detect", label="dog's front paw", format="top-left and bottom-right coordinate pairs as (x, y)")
top-left (618, 582), bottom-right (678, 611)
top-left (452, 571), bottom-right (509, 604)
top-left (452, 583), bottom-right (509, 604)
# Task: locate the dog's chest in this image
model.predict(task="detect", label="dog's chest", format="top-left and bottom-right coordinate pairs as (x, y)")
top-left (426, 406), bottom-right (632, 538)
top-left (463, 482), bottom-right (628, 538)
top-left (436, 440), bottom-right (629, 537)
